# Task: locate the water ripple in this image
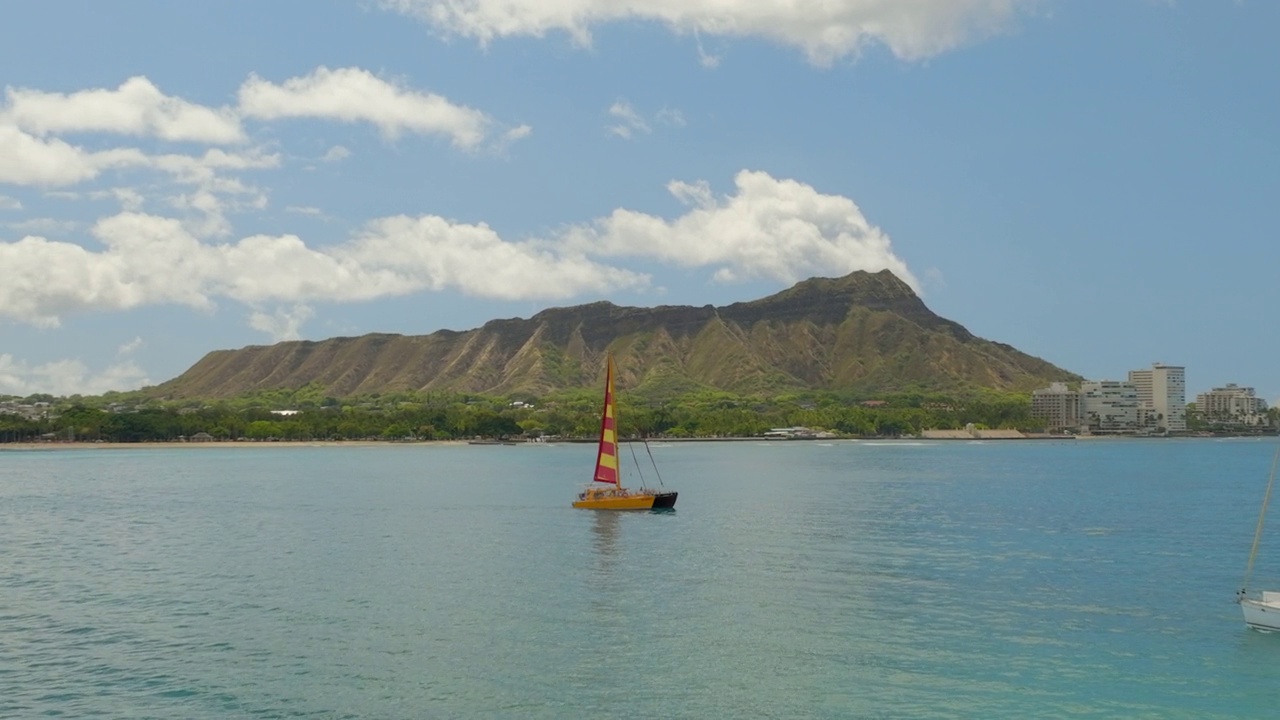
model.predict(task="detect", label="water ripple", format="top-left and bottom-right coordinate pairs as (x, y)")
top-left (0, 441), bottom-right (1275, 716)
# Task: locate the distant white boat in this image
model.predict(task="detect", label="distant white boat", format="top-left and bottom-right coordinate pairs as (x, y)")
top-left (1241, 592), bottom-right (1280, 632)
top-left (1238, 446), bottom-right (1280, 631)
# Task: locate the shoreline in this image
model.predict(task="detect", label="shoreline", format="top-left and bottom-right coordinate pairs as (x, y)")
top-left (2, 434), bottom-right (1258, 451)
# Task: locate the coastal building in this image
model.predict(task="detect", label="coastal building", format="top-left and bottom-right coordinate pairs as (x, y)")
top-left (1031, 382), bottom-right (1082, 432)
top-left (763, 426), bottom-right (818, 439)
top-left (1080, 380), bottom-right (1141, 434)
top-left (1196, 384), bottom-right (1269, 426)
top-left (1128, 363), bottom-right (1186, 433)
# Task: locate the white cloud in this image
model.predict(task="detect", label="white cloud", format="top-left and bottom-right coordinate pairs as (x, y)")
top-left (37, 147), bottom-right (279, 237)
top-left (0, 194), bottom-right (21, 210)
top-left (168, 182), bottom-right (269, 238)
top-left (0, 170), bottom-right (916, 328)
top-left (285, 205), bottom-right (324, 216)
top-left (563, 169), bottom-right (919, 289)
top-left (606, 101), bottom-right (683, 139)
top-left (0, 353), bottom-right (150, 396)
top-left (343, 215), bottom-right (649, 301)
top-left (250, 304), bottom-right (314, 341)
top-left (0, 125), bottom-right (277, 190)
top-left (237, 67), bottom-right (518, 149)
top-left (3, 76), bottom-right (244, 143)
top-left (321, 145), bottom-right (351, 162)
top-left (607, 101), bottom-right (649, 139)
top-left (145, 147), bottom-right (281, 185)
top-left (382, 0), bottom-right (1030, 65)
top-left (694, 29), bottom-right (722, 68)
top-left (499, 124), bottom-right (533, 147)
top-left (118, 336), bottom-right (144, 356)
top-left (0, 210), bottom-right (649, 326)
top-left (0, 125), bottom-right (145, 186)
top-left (89, 187), bottom-right (146, 211)
top-left (655, 107), bottom-right (686, 127)
top-left (5, 217), bottom-right (79, 235)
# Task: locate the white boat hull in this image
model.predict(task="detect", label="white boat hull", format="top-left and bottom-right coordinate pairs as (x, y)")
top-left (1241, 592), bottom-right (1280, 632)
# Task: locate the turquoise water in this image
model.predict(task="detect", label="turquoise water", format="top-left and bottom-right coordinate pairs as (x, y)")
top-left (3, 438), bottom-right (1280, 717)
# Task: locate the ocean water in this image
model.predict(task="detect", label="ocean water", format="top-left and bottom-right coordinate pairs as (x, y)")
top-left (2, 438), bottom-right (1280, 718)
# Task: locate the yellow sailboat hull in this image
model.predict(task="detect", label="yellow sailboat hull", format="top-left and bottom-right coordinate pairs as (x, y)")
top-left (572, 487), bottom-right (678, 511)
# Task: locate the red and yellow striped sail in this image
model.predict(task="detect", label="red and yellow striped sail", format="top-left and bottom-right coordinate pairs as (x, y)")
top-left (593, 355), bottom-right (620, 486)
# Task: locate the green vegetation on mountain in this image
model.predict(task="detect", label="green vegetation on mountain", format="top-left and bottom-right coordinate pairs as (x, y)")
top-left (151, 270), bottom-right (1080, 400)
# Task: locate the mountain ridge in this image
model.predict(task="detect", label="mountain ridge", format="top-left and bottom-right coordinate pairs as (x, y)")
top-left (153, 270), bottom-right (1078, 399)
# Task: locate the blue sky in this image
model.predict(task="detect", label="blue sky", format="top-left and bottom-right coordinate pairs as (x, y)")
top-left (1, 1), bottom-right (1277, 402)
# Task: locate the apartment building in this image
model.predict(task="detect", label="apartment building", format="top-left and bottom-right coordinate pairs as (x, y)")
top-left (1196, 384), bottom-right (1269, 425)
top-left (1128, 363), bottom-right (1186, 432)
top-left (1031, 382), bottom-right (1082, 431)
top-left (1081, 380), bottom-right (1142, 433)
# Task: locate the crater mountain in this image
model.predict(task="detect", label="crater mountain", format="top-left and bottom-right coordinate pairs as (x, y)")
top-left (154, 270), bottom-right (1078, 399)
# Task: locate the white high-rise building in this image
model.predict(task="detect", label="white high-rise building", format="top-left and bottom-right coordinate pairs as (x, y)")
top-left (1081, 380), bottom-right (1141, 433)
top-left (1128, 363), bottom-right (1186, 433)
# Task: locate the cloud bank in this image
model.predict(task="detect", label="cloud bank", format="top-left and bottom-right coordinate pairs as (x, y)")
top-left (382, 0), bottom-right (1031, 65)
top-left (1, 68), bottom-right (526, 240)
top-left (0, 353), bottom-right (150, 397)
top-left (0, 67), bottom-right (524, 192)
top-left (0, 170), bottom-right (914, 328)
top-left (3, 76), bottom-right (245, 143)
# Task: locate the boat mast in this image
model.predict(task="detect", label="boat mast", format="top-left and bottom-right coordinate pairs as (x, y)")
top-left (612, 354), bottom-right (625, 491)
top-left (1241, 445), bottom-right (1280, 599)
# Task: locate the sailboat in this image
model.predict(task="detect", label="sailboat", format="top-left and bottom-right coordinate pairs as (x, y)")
top-left (572, 354), bottom-right (677, 511)
top-left (1238, 446), bottom-right (1280, 631)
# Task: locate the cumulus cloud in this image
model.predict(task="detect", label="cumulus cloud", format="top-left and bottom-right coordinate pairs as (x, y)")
top-left (0, 170), bottom-right (915, 328)
top-left (0, 210), bottom-right (650, 326)
top-left (343, 215), bottom-right (649, 301)
top-left (0, 125), bottom-right (277, 190)
top-left (250, 304), bottom-right (315, 341)
top-left (0, 353), bottom-right (150, 396)
top-left (237, 67), bottom-right (520, 149)
top-left (381, 0), bottom-right (1030, 65)
top-left (0, 68), bottom-right (519, 269)
top-left (0, 125), bottom-right (145, 186)
top-left (1, 65), bottom-right (496, 201)
top-left (3, 76), bottom-right (244, 143)
top-left (563, 169), bottom-right (918, 289)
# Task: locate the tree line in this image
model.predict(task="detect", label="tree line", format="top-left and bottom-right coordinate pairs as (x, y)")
top-left (0, 387), bottom-right (1042, 443)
